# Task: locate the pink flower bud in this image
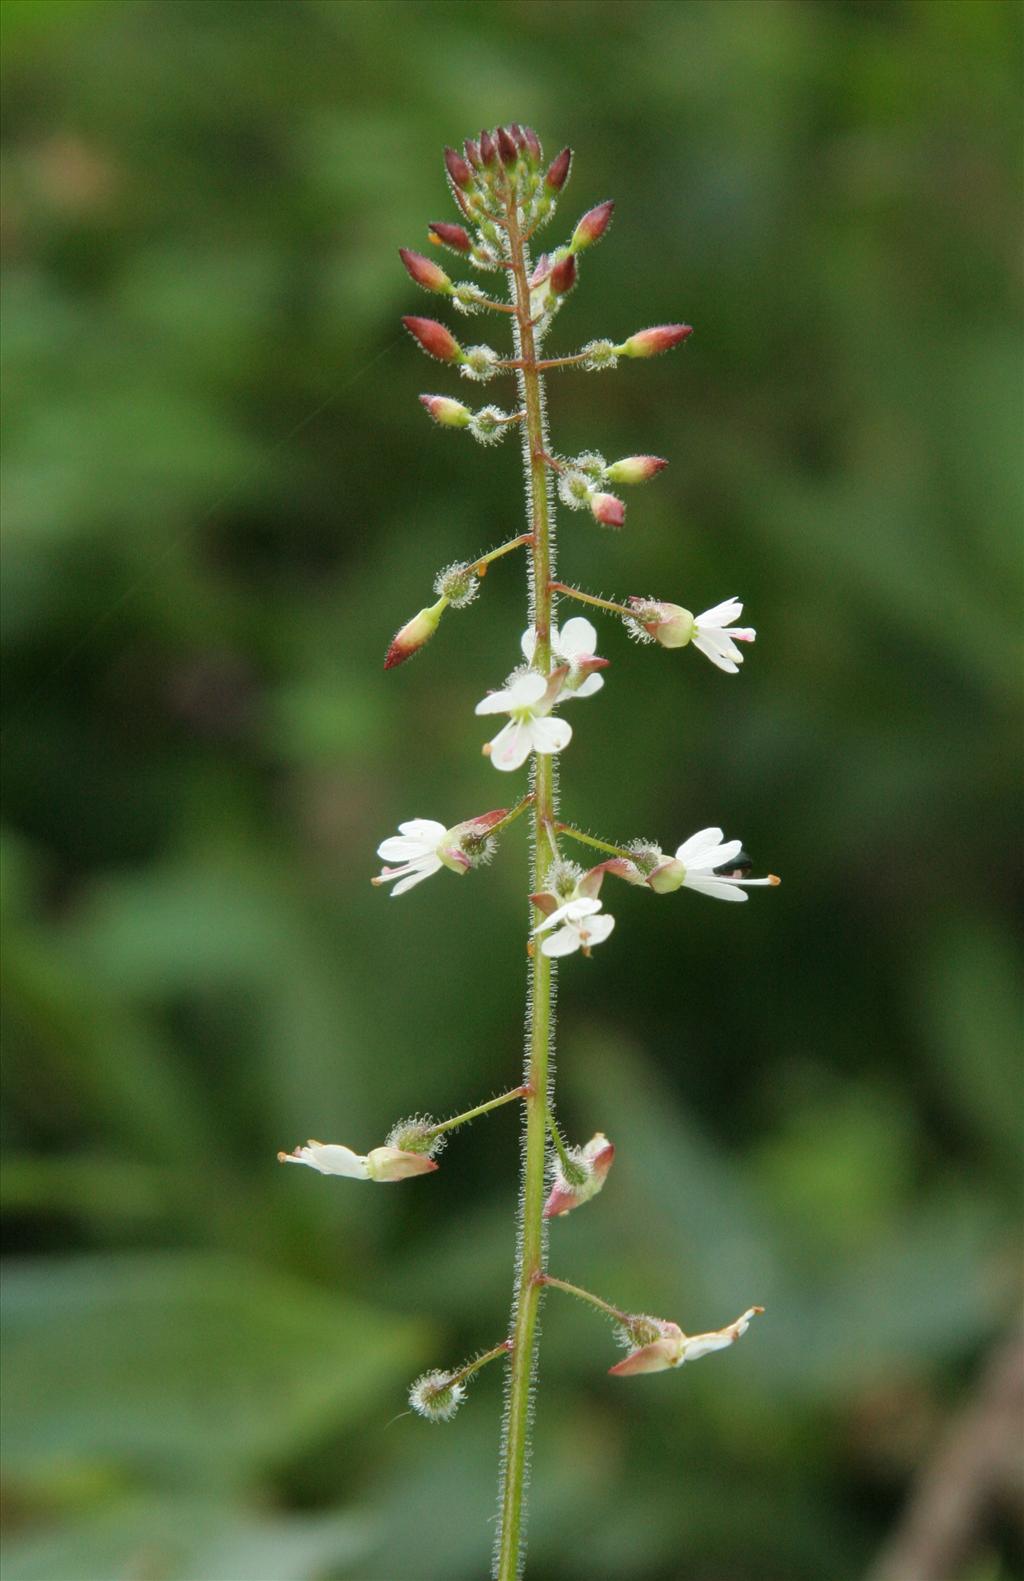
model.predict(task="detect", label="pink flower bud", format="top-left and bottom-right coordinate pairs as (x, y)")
top-left (523, 126), bottom-right (542, 164)
top-left (544, 1133), bottom-right (615, 1218)
top-left (619, 324), bottom-right (693, 358)
top-left (419, 393), bottom-right (472, 429)
top-left (627, 597), bottom-right (695, 648)
top-left (549, 252), bottom-right (577, 296)
top-left (479, 129), bottom-right (497, 167)
top-left (510, 123), bottom-right (527, 149)
top-left (402, 315), bottom-right (463, 364)
top-left (399, 247), bottom-right (451, 294)
top-left (604, 455), bottom-right (668, 486)
top-left (428, 220), bottom-right (472, 255)
top-left (444, 145), bottom-right (473, 190)
top-left (545, 147), bottom-right (573, 192)
top-left (497, 126), bottom-right (518, 166)
top-left (365, 1146), bottom-right (439, 1182)
top-left (384, 598), bottom-right (446, 670)
top-left (464, 137), bottom-right (481, 168)
top-left (590, 491), bottom-right (625, 529)
top-left (571, 199), bottom-right (614, 252)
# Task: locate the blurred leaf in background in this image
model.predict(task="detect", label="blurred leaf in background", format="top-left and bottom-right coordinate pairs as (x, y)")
top-left (2, 1), bottom-right (1021, 1577)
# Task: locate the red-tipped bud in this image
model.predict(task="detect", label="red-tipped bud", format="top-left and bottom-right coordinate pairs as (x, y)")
top-left (604, 455), bottom-right (668, 486)
top-left (549, 252), bottom-right (577, 296)
top-left (619, 324), bottom-right (693, 358)
top-left (428, 220), bottom-right (472, 254)
top-left (523, 126), bottom-right (542, 163)
top-left (497, 126), bottom-right (518, 166)
top-left (479, 128), bottom-right (497, 167)
top-left (545, 147), bottom-right (572, 192)
top-left (571, 199), bottom-right (614, 252)
top-left (464, 137), bottom-right (481, 168)
top-left (384, 597), bottom-right (447, 669)
top-left (418, 393), bottom-right (472, 429)
top-left (590, 491), bottom-right (625, 529)
top-left (444, 145), bottom-right (473, 190)
top-left (510, 123), bottom-right (526, 149)
top-left (399, 248), bottom-right (451, 294)
top-left (402, 315), bottom-right (463, 363)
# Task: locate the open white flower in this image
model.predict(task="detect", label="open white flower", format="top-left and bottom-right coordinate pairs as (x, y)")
top-left (521, 617), bottom-right (607, 700)
top-left (648, 827), bottom-right (780, 901)
top-left (374, 818), bottom-right (447, 895)
top-left (691, 598), bottom-right (756, 674)
top-left (540, 910), bottom-right (615, 959)
top-left (475, 671), bottom-right (571, 772)
top-left (609, 1305), bottom-right (763, 1377)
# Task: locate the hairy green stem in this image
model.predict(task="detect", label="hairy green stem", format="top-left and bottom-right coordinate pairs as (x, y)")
top-left (556, 824), bottom-right (636, 861)
top-left (537, 1273), bottom-right (630, 1324)
top-left (548, 581), bottom-right (635, 620)
top-left (427, 1087), bottom-right (529, 1140)
top-left (494, 186), bottom-right (557, 1581)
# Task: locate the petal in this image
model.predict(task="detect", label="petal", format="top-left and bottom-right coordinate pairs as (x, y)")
top-left (682, 874), bottom-right (748, 902)
top-left (489, 719), bottom-right (533, 772)
top-left (397, 819), bottom-right (447, 842)
top-left (675, 828), bottom-right (725, 865)
top-left (532, 896), bottom-right (603, 934)
top-left (507, 671), bottom-right (549, 707)
top-left (680, 838), bottom-right (743, 874)
top-left (475, 686), bottom-right (516, 716)
top-left (529, 715), bottom-right (572, 754)
top-left (580, 912), bottom-right (616, 946)
top-left (389, 858), bottom-right (443, 895)
top-left (567, 672), bottom-right (604, 700)
top-left (692, 633), bottom-right (740, 674)
top-left (540, 924), bottom-right (583, 957)
top-left (377, 836), bottom-right (434, 861)
top-left (520, 626), bottom-right (539, 662)
top-left (558, 616), bottom-right (598, 658)
top-left (695, 597), bottom-right (742, 628)
top-left (608, 1340), bottom-right (676, 1377)
top-left (280, 1143), bottom-right (370, 1178)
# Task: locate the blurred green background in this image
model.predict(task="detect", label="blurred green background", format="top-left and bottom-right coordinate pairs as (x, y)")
top-left (2, 2), bottom-right (1021, 1578)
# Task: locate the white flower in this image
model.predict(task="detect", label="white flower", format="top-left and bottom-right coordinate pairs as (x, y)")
top-left (475, 671), bottom-right (572, 773)
top-left (691, 598), bottom-right (756, 674)
top-left (648, 827), bottom-right (780, 901)
top-left (278, 1139), bottom-right (438, 1181)
top-left (521, 617), bottom-right (606, 699)
top-left (539, 909), bottom-right (615, 959)
top-left (374, 818), bottom-right (447, 895)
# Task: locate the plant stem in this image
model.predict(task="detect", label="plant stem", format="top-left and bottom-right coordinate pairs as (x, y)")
top-left (548, 581), bottom-right (635, 620)
top-left (556, 824), bottom-right (636, 861)
top-left (494, 183), bottom-right (557, 1581)
top-left (449, 1340), bottom-right (514, 1389)
top-left (427, 1087), bottom-right (529, 1140)
top-left (537, 1273), bottom-right (630, 1324)
top-left (484, 793), bottom-right (536, 840)
top-left (470, 533), bottom-right (534, 575)
top-left (545, 1108), bottom-right (577, 1177)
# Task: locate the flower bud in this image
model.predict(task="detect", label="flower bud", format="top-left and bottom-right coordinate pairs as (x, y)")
top-left (403, 315), bottom-right (463, 364)
top-left (428, 220), bottom-right (472, 254)
top-left (549, 251), bottom-right (577, 296)
top-left (523, 126), bottom-right (542, 164)
top-left (419, 392), bottom-right (472, 430)
top-left (571, 199), bottom-right (614, 252)
top-left (365, 1145), bottom-right (439, 1181)
top-left (497, 126), bottom-right (519, 166)
top-left (437, 806), bottom-right (508, 873)
top-left (384, 597), bottom-right (447, 670)
top-left (618, 324), bottom-right (693, 358)
top-left (409, 1369), bottom-right (466, 1422)
top-left (604, 455), bottom-right (668, 486)
top-left (590, 491), bottom-right (625, 529)
top-left (545, 147), bottom-right (573, 192)
top-left (479, 128), bottom-right (497, 167)
top-left (463, 137), bottom-right (481, 168)
top-left (399, 247), bottom-right (452, 294)
top-left (444, 145), bottom-right (473, 190)
top-left (627, 597), bottom-right (695, 648)
top-left (544, 1132), bottom-right (615, 1218)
